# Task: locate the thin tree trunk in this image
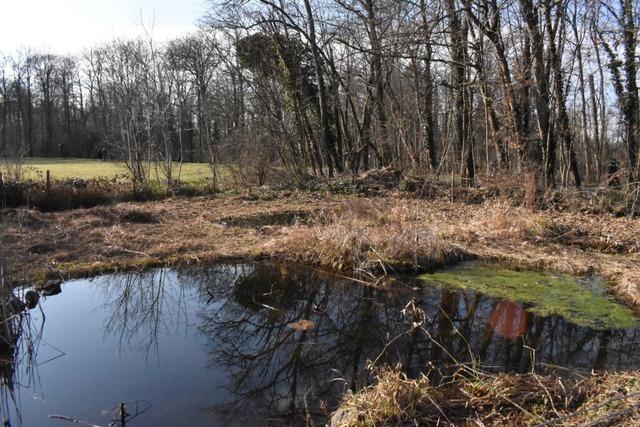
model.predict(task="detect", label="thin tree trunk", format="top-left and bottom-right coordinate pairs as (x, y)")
top-left (545, 4), bottom-right (581, 187)
top-left (303, 0), bottom-right (343, 176)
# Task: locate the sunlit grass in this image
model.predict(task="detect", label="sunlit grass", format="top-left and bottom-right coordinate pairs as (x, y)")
top-left (17, 157), bottom-right (219, 183)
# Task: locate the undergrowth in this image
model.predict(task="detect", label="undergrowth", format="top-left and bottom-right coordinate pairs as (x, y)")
top-left (332, 366), bottom-right (640, 426)
top-left (0, 175), bottom-right (224, 211)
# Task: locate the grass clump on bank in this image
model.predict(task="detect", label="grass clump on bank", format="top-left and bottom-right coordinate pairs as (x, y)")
top-left (271, 199), bottom-right (465, 276)
top-left (332, 367), bottom-right (640, 426)
top-left (419, 263), bottom-right (638, 329)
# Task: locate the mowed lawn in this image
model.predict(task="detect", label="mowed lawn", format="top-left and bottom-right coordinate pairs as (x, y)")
top-left (18, 158), bottom-right (216, 183)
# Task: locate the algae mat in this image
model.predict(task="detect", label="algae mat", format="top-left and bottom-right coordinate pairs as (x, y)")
top-left (419, 263), bottom-right (638, 330)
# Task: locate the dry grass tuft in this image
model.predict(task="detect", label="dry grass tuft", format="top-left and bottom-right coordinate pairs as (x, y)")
top-left (454, 201), bottom-right (544, 241)
top-left (88, 205), bottom-right (164, 224)
top-left (332, 367), bottom-right (640, 426)
top-left (269, 199), bottom-right (464, 275)
top-left (523, 170), bottom-right (539, 211)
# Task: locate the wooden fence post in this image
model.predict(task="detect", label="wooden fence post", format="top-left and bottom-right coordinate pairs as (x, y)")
top-left (46, 170), bottom-right (51, 210)
top-left (119, 402), bottom-right (127, 426)
top-left (0, 170), bottom-right (5, 209)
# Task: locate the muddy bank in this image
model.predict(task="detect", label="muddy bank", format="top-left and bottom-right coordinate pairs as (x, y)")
top-left (1, 191), bottom-right (639, 310)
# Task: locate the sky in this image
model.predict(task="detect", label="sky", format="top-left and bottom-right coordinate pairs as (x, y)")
top-left (0, 0), bottom-right (207, 55)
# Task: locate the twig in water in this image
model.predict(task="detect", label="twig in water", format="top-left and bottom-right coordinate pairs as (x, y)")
top-left (48, 414), bottom-right (103, 427)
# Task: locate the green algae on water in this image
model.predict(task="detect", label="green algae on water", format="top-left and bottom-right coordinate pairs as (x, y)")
top-left (418, 263), bottom-right (638, 330)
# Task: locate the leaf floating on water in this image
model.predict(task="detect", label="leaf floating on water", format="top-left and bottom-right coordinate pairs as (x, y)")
top-left (288, 319), bottom-right (315, 331)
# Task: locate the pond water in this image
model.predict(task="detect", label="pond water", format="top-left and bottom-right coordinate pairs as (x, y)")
top-left (4, 262), bottom-right (640, 426)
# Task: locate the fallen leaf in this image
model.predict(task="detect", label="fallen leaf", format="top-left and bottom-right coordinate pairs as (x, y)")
top-left (287, 319), bottom-right (315, 331)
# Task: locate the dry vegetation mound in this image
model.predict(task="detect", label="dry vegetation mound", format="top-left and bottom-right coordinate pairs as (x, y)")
top-left (332, 367), bottom-right (640, 426)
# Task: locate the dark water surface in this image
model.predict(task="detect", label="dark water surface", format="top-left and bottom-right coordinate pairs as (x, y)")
top-left (6, 263), bottom-right (640, 426)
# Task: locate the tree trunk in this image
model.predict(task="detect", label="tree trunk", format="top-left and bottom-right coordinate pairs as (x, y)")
top-left (621, 0), bottom-right (639, 181)
top-left (545, 4), bottom-right (581, 187)
top-left (519, 0), bottom-right (550, 184)
top-left (303, 0), bottom-right (343, 176)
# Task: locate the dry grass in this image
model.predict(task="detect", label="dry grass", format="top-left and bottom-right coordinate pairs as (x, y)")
top-left (331, 367), bottom-right (640, 426)
top-left (0, 193), bottom-right (345, 283)
top-left (1, 191), bottom-right (640, 310)
top-left (267, 199), bottom-right (463, 275)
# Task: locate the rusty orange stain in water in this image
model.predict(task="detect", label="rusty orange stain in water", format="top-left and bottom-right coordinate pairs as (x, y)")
top-left (488, 301), bottom-right (528, 339)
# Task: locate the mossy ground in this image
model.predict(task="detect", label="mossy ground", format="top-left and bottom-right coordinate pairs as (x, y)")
top-left (419, 262), bottom-right (638, 329)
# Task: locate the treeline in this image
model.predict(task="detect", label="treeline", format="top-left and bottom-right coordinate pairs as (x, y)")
top-left (0, 0), bottom-right (638, 188)
top-left (0, 33), bottom-right (239, 184)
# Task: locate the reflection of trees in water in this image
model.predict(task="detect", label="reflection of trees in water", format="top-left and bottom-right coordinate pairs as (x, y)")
top-left (192, 264), bottom-right (401, 423)
top-left (96, 269), bottom-right (195, 360)
top-left (0, 288), bottom-right (45, 427)
top-left (95, 264), bottom-right (264, 360)
top-left (93, 264), bottom-right (640, 424)
top-left (415, 286), bottom-right (640, 373)
top-left (191, 266), bottom-right (640, 422)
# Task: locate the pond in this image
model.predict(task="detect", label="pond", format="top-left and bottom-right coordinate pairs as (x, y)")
top-left (4, 262), bottom-right (640, 426)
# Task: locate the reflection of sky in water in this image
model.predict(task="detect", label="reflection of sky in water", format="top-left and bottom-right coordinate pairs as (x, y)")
top-left (17, 274), bottom-right (230, 427)
top-left (6, 263), bottom-right (640, 426)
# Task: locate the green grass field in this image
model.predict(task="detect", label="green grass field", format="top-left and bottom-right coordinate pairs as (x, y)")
top-left (12, 158), bottom-right (217, 183)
